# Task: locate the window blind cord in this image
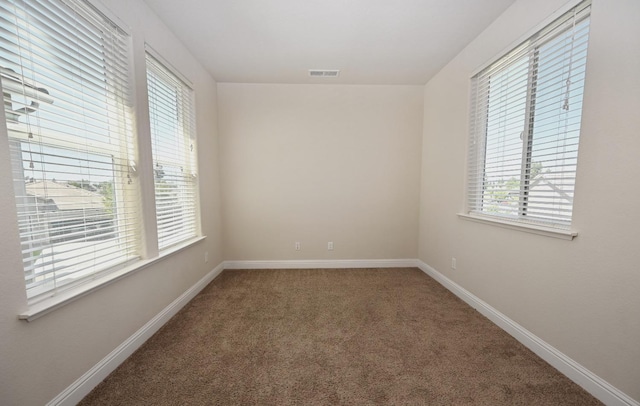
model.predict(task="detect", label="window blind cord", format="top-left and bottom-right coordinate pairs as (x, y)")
top-left (557, 8), bottom-right (579, 170)
top-left (9, 2), bottom-right (37, 170)
top-left (562, 8), bottom-right (578, 111)
top-left (12, 3), bottom-right (52, 279)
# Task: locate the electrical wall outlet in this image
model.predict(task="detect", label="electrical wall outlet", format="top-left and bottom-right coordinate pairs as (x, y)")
top-left (295, 242), bottom-right (301, 251)
top-left (328, 241), bottom-right (334, 250)
top-left (451, 257), bottom-right (457, 270)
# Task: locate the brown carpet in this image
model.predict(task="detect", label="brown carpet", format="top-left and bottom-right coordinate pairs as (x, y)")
top-left (79, 268), bottom-right (601, 405)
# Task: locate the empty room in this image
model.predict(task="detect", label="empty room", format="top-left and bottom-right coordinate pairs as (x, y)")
top-left (0, 0), bottom-right (638, 405)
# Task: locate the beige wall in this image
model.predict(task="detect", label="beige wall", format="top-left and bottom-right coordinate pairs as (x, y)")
top-left (0, 0), bottom-right (223, 404)
top-left (419, 0), bottom-right (640, 400)
top-left (218, 84), bottom-right (423, 261)
top-left (3, 0), bottom-right (638, 404)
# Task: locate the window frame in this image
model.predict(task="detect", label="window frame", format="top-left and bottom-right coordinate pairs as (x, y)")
top-left (1, 0), bottom-right (142, 303)
top-left (145, 47), bottom-right (201, 251)
top-left (0, 0), bottom-right (207, 321)
top-left (463, 0), bottom-right (591, 239)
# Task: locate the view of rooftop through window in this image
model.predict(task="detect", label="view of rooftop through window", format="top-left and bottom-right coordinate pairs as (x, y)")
top-left (468, 1), bottom-right (590, 229)
top-left (0, 0), bottom-right (138, 300)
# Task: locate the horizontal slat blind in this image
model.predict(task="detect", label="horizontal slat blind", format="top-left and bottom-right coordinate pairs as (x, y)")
top-left (146, 52), bottom-right (199, 250)
top-left (468, 0), bottom-right (591, 229)
top-left (0, 0), bottom-right (139, 301)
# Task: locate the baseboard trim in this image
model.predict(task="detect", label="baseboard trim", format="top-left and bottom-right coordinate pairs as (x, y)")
top-left (224, 258), bottom-right (419, 270)
top-left (47, 262), bottom-right (225, 406)
top-left (48, 258), bottom-right (638, 406)
top-left (416, 260), bottom-right (639, 406)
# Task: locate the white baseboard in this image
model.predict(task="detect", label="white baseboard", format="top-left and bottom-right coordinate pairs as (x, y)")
top-left (47, 262), bottom-right (225, 406)
top-left (48, 259), bottom-right (637, 406)
top-left (416, 260), bottom-right (639, 406)
top-left (223, 258), bottom-right (418, 270)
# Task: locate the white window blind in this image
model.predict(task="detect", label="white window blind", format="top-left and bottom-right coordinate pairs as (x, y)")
top-left (467, 0), bottom-right (591, 230)
top-left (145, 51), bottom-right (199, 250)
top-left (0, 0), bottom-right (139, 301)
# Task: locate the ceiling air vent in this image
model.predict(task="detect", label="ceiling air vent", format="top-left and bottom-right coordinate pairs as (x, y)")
top-left (309, 69), bottom-right (340, 78)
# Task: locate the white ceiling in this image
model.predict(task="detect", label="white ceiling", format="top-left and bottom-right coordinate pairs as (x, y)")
top-left (143, 0), bottom-right (516, 85)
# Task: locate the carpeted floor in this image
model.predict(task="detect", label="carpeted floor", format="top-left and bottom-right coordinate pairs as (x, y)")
top-left (79, 268), bottom-right (602, 405)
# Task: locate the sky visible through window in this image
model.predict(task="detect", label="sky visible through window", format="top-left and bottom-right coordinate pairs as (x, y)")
top-left (1, 0), bottom-right (136, 298)
top-left (481, 18), bottom-right (589, 224)
top-left (146, 55), bottom-right (198, 249)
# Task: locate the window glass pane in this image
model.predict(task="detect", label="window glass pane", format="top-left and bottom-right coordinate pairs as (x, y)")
top-left (16, 143), bottom-right (124, 293)
top-left (467, 0), bottom-right (590, 230)
top-left (146, 52), bottom-right (199, 250)
top-left (526, 20), bottom-right (590, 223)
top-left (1, 0), bottom-right (138, 301)
top-left (482, 56), bottom-right (528, 217)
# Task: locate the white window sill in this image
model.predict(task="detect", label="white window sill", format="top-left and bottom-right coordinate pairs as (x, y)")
top-left (458, 213), bottom-right (577, 240)
top-left (18, 236), bottom-right (206, 322)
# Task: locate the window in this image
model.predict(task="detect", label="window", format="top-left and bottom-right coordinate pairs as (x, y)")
top-left (467, 0), bottom-right (591, 231)
top-left (0, 0), bottom-right (138, 301)
top-left (146, 51), bottom-right (199, 250)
